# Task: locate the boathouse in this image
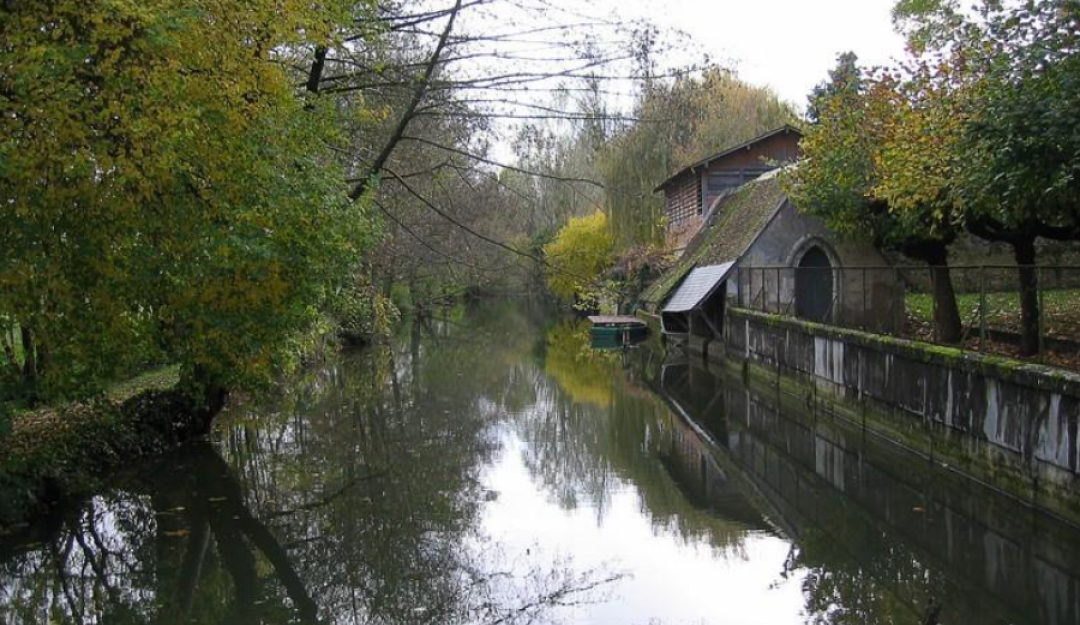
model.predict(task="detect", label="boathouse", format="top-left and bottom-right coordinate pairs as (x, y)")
top-left (656, 125), bottom-right (802, 252)
top-left (642, 168), bottom-right (900, 341)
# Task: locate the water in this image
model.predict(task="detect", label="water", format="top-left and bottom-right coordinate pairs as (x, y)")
top-left (3, 299), bottom-right (1080, 624)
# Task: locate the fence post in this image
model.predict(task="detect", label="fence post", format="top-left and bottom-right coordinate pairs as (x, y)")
top-left (760, 268), bottom-right (766, 313)
top-left (1038, 266), bottom-right (1045, 361)
top-left (894, 266), bottom-right (902, 336)
top-left (776, 267), bottom-right (781, 315)
top-left (834, 266), bottom-right (839, 324)
top-left (862, 267), bottom-right (867, 330)
top-left (737, 267), bottom-right (741, 308)
top-left (750, 268), bottom-right (755, 311)
top-left (930, 266), bottom-right (938, 343)
top-left (979, 266), bottom-right (987, 353)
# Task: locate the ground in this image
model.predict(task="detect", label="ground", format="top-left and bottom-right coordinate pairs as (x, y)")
top-left (0, 365), bottom-right (184, 528)
top-left (905, 289), bottom-right (1080, 369)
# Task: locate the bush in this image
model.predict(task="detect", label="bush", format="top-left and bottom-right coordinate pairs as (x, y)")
top-left (543, 212), bottom-right (615, 308)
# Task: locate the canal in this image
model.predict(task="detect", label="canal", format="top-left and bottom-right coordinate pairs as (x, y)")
top-left (2, 299), bottom-right (1079, 624)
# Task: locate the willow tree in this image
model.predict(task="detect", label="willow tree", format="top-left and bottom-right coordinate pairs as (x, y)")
top-left (0, 1), bottom-right (377, 411)
top-left (599, 67), bottom-right (798, 250)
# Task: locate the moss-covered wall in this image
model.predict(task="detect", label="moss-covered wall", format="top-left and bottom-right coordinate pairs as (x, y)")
top-left (722, 307), bottom-right (1080, 525)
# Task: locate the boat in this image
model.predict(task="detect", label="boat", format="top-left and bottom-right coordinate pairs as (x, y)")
top-left (587, 315), bottom-right (649, 348)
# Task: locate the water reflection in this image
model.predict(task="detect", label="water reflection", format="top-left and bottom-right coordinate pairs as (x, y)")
top-left (2, 300), bottom-right (1080, 624)
top-left (654, 356), bottom-right (1080, 625)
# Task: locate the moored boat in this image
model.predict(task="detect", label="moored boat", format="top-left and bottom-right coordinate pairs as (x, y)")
top-left (587, 316), bottom-right (649, 347)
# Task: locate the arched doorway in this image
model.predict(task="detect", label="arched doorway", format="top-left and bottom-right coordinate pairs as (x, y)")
top-left (795, 246), bottom-right (834, 322)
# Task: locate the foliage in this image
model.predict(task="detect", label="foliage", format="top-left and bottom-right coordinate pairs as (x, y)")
top-left (785, 51), bottom-right (964, 342)
top-left (951, 0), bottom-right (1080, 239)
top-left (806, 51), bottom-right (862, 123)
top-left (0, 0), bottom-right (378, 403)
top-left (906, 288), bottom-right (1080, 340)
top-left (543, 211), bottom-right (615, 306)
top-left (333, 272), bottom-right (401, 343)
top-left (543, 321), bottom-right (620, 407)
top-left (785, 55), bottom-right (960, 255)
top-left (888, 0), bottom-right (1080, 354)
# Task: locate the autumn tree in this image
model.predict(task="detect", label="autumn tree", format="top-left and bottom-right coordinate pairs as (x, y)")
top-left (786, 54), bottom-right (964, 342)
top-left (893, 0), bottom-right (1080, 355)
top-left (543, 212), bottom-right (615, 307)
top-left (0, 1), bottom-right (377, 412)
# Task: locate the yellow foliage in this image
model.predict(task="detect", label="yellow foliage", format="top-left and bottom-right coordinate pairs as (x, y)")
top-left (543, 321), bottom-right (619, 407)
top-left (543, 212), bottom-right (614, 303)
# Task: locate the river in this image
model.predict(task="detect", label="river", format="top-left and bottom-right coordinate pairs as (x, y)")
top-left (1, 299), bottom-right (1079, 624)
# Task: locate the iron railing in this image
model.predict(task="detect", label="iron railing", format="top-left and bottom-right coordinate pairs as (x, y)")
top-left (730, 265), bottom-right (1080, 370)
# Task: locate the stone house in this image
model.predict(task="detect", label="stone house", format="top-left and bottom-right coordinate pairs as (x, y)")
top-left (642, 166), bottom-right (901, 341)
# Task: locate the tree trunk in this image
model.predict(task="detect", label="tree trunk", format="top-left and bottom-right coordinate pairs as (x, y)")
top-left (1013, 239), bottom-right (1040, 357)
top-left (924, 247), bottom-right (963, 345)
top-left (20, 325), bottom-right (38, 405)
top-left (182, 365), bottom-right (230, 435)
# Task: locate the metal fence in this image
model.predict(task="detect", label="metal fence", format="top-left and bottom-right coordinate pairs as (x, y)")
top-left (731, 265), bottom-right (1080, 369)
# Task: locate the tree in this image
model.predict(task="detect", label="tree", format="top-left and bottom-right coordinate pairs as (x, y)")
top-left (806, 51), bottom-right (861, 123)
top-left (895, 0), bottom-right (1080, 355)
top-left (543, 212), bottom-right (614, 306)
top-left (0, 1), bottom-right (377, 411)
top-left (955, 0), bottom-right (1080, 355)
top-left (785, 55), bottom-right (964, 343)
top-left (599, 67), bottom-right (798, 250)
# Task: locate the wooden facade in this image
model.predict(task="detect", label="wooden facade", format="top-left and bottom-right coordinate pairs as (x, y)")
top-left (657, 125), bottom-right (802, 250)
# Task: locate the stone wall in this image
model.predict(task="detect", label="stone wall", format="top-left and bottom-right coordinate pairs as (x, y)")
top-left (721, 306), bottom-right (1080, 525)
top-left (730, 202), bottom-right (901, 333)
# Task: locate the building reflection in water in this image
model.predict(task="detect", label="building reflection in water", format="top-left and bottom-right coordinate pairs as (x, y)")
top-left (650, 352), bottom-right (1080, 625)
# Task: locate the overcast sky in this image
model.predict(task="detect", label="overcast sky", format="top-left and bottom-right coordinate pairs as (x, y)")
top-left (510, 0), bottom-right (908, 114)
top-left (474, 0), bottom-right (911, 161)
top-left (630, 0), bottom-right (908, 108)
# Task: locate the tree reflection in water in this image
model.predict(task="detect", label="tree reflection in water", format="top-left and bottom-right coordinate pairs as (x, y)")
top-left (0, 300), bottom-right (621, 624)
top-left (526, 319), bottom-right (757, 558)
top-left (7, 300), bottom-right (1076, 624)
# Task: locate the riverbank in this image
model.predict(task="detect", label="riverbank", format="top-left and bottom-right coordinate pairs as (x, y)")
top-left (0, 367), bottom-right (201, 529)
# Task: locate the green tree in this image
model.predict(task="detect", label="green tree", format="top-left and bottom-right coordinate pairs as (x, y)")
top-left (0, 1), bottom-right (376, 411)
top-left (894, 0), bottom-right (1080, 355)
top-left (956, 0), bottom-right (1080, 355)
top-left (785, 55), bottom-right (964, 342)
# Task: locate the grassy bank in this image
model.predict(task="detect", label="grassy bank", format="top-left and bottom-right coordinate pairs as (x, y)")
top-left (906, 288), bottom-right (1080, 339)
top-left (0, 366), bottom-right (198, 528)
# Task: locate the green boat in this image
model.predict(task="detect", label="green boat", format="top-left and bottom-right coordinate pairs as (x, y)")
top-left (588, 316), bottom-right (649, 348)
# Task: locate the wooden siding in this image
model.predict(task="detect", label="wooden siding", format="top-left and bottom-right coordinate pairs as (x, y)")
top-left (660, 127), bottom-right (802, 251)
top-left (665, 173), bottom-right (701, 226)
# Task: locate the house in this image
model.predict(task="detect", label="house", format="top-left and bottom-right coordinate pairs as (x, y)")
top-left (641, 168), bottom-right (901, 342)
top-left (656, 125), bottom-right (802, 252)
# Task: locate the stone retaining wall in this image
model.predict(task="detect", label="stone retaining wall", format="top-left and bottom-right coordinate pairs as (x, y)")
top-left (721, 306), bottom-right (1080, 525)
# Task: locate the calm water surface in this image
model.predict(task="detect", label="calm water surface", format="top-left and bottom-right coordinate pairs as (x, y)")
top-left (2, 299), bottom-right (1080, 624)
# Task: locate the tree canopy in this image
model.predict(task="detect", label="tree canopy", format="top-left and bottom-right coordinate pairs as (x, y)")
top-left (0, 0), bottom-right (377, 405)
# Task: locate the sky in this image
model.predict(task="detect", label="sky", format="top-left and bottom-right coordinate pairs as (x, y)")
top-left (633, 0), bottom-right (909, 109)
top-left (469, 0), bottom-right (911, 162)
